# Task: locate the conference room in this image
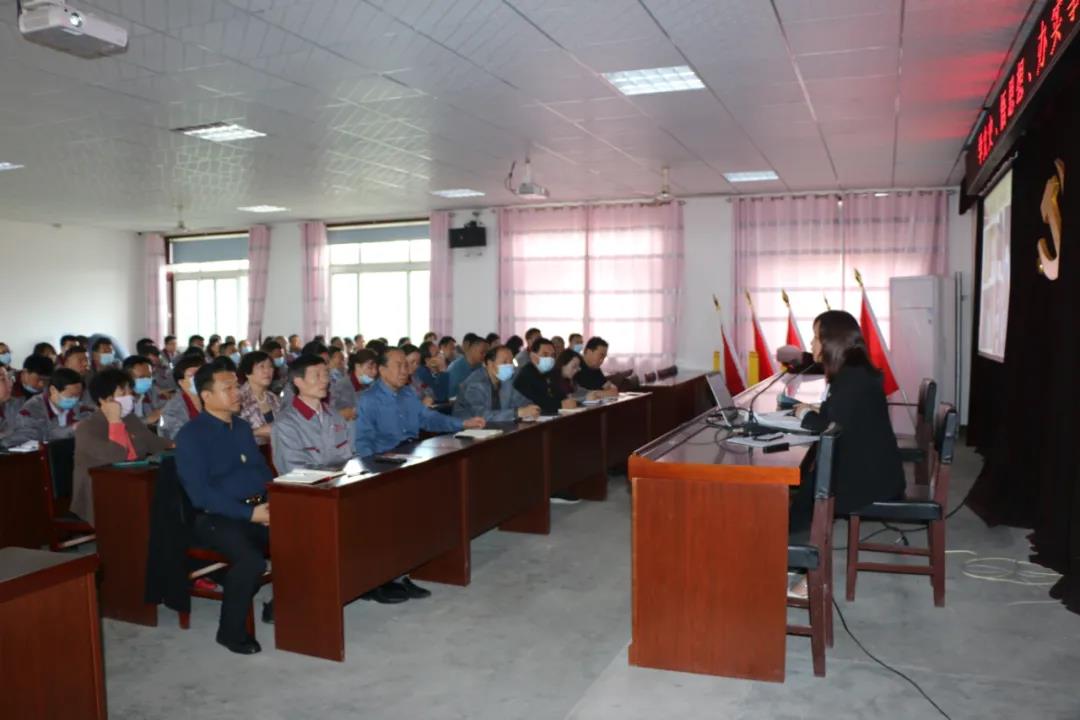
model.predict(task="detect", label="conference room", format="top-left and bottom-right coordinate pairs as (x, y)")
top-left (1, 1), bottom-right (1078, 719)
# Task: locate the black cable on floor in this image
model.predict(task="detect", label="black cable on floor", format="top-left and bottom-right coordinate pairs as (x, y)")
top-left (832, 598), bottom-right (952, 720)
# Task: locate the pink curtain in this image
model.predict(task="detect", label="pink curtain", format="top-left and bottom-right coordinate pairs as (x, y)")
top-left (734, 190), bottom-right (949, 361)
top-left (143, 232), bottom-right (167, 342)
top-left (247, 225), bottom-right (271, 344)
top-left (301, 221), bottom-right (330, 341)
top-left (428, 210), bottom-right (452, 336)
top-left (498, 203), bottom-right (684, 370)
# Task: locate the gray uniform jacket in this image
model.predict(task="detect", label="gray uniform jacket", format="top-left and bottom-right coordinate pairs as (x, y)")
top-left (332, 374), bottom-right (366, 412)
top-left (159, 392), bottom-right (200, 441)
top-left (9, 394), bottom-right (95, 445)
top-left (271, 397), bottom-right (353, 475)
top-left (134, 386), bottom-right (168, 420)
top-left (452, 367), bottom-right (533, 422)
top-left (0, 397), bottom-right (22, 446)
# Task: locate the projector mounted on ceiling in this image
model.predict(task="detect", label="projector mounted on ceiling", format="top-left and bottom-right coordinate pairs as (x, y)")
top-left (505, 156), bottom-right (550, 200)
top-left (18, 0), bottom-right (128, 59)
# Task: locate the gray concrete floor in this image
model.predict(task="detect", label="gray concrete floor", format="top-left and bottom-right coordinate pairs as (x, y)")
top-left (100, 445), bottom-right (1080, 720)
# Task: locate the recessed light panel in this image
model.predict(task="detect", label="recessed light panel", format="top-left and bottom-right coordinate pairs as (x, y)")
top-left (0, 162), bottom-right (25, 172)
top-left (238, 205), bottom-right (288, 213)
top-left (602, 65), bottom-right (705, 96)
top-left (175, 122), bottom-right (266, 142)
top-left (723, 171), bottom-right (780, 183)
top-left (430, 188), bottom-right (486, 198)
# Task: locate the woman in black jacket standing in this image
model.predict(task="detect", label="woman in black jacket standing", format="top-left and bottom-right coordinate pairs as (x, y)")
top-left (790, 310), bottom-right (906, 536)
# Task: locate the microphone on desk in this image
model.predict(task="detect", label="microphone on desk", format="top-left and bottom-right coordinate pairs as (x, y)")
top-left (743, 350), bottom-right (818, 436)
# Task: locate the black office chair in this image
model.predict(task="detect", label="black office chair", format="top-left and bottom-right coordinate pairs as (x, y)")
top-left (890, 378), bottom-right (936, 486)
top-left (787, 422), bottom-right (840, 677)
top-left (846, 403), bottom-right (958, 607)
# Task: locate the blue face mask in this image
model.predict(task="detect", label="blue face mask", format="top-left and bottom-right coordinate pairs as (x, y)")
top-left (229, 352), bottom-right (242, 365)
top-left (0, 352), bottom-right (10, 366)
top-left (359, 374), bottom-right (375, 386)
top-left (22, 383), bottom-right (41, 396)
top-left (537, 356), bottom-right (555, 374)
top-left (57, 396), bottom-right (79, 410)
top-left (496, 364), bottom-right (514, 382)
top-left (273, 356), bottom-right (286, 368)
top-left (133, 377), bottom-right (153, 395)
top-left (97, 352), bottom-right (115, 367)
top-left (187, 377), bottom-right (197, 395)
top-left (572, 344), bottom-right (584, 353)
top-left (240, 346), bottom-right (251, 355)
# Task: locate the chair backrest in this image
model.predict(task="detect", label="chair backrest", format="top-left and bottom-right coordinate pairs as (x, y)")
top-left (812, 422), bottom-right (841, 500)
top-left (917, 378), bottom-right (937, 422)
top-left (45, 437), bottom-right (76, 500)
top-left (933, 403), bottom-right (958, 465)
top-left (657, 365), bottom-right (678, 380)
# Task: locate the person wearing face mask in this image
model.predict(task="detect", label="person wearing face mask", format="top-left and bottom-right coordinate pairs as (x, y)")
top-left (237, 351), bottom-right (281, 440)
top-left (9, 367), bottom-right (92, 445)
top-left (332, 349), bottom-right (377, 421)
top-left (0, 341), bottom-right (12, 375)
top-left (260, 340), bottom-right (289, 394)
top-left (71, 368), bottom-right (172, 523)
top-left (513, 337), bottom-right (577, 415)
top-left (453, 345), bottom-right (540, 422)
top-left (220, 341), bottom-right (241, 367)
top-left (238, 339), bottom-right (252, 356)
top-left (11, 354), bottom-right (54, 408)
top-left (568, 333), bottom-right (585, 354)
top-left (122, 355), bottom-right (167, 425)
top-left (89, 338), bottom-right (119, 375)
top-left (160, 354), bottom-right (207, 440)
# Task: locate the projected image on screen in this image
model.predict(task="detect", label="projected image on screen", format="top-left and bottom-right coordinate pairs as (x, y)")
top-left (979, 170), bottom-right (1012, 362)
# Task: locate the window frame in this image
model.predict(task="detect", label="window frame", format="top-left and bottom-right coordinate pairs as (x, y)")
top-left (166, 233), bottom-right (251, 340)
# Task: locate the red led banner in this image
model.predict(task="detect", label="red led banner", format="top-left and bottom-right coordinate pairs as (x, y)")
top-left (965, 0), bottom-right (1080, 192)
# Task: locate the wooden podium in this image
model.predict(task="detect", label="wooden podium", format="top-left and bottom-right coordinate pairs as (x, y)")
top-left (628, 377), bottom-right (824, 682)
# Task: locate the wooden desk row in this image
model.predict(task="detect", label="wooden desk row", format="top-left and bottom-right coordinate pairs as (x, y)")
top-left (84, 393), bottom-right (652, 662)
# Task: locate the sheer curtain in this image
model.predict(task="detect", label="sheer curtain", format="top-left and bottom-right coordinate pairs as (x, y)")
top-left (247, 225), bottom-right (271, 344)
top-left (587, 203), bottom-right (683, 371)
top-left (428, 210), bottom-right (453, 336)
top-left (143, 232), bottom-right (167, 342)
top-left (301, 221), bottom-right (330, 341)
top-left (498, 202), bottom-right (683, 370)
top-left (734, 190), bottom-right (948, 359)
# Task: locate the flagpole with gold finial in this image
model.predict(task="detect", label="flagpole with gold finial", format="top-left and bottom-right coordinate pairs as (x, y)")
top-left (712, 294), bottom-right (722, 372)
top-left (744, 289), bottom-right (761, 383)
top-left (823, 293), bottom-right (832, 311)
top-left (781, 288), bottom-right (791, 309)
top-left (855, 268), bottom-right (915, 423)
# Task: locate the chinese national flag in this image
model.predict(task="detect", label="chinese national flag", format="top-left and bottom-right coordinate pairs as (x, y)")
top-left (751, 310), bottom-right (776, 378)
top-left (786, 308), bottom-right (805, 350)
top-left (722, 327), bottom-right (746, 396)
top-left (859, 289), bottom-right (900, 396)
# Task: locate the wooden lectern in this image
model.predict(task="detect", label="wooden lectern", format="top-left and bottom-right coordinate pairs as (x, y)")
top-left (628, 376), bottom-right (824, 682)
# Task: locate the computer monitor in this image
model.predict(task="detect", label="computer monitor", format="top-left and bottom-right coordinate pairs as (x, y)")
top-left (706, 371), bottom-right (733, 409)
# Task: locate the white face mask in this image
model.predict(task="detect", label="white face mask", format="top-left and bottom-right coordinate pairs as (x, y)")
top-left (116, 394), bottom-right (135, 417)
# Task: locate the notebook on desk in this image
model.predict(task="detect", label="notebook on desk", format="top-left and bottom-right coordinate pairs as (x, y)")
top-left (274, 468), bottom-right (344, 484)
top-left (454, 429), bottom-right (504, 440)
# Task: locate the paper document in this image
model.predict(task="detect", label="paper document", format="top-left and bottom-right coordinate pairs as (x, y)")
top-left (558, 407), bottom-right (587, 415)
top-left (4, 440), bottom-right (40, 454)
top-left (273, 468), bottom-right (343, 484)
top-left (755, 410), bottom-right (807, 433)
top-left (725, 433), bottom-right (818, 449)
top-left (454, 428), bottom-right (505, 440)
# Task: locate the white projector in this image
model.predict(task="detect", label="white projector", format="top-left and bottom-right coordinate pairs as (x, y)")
top-left (516, 181), bottom-right (550, 200)
top-left (19, 2), bottom-right (128, 58)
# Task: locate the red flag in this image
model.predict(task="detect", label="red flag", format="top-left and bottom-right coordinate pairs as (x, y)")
top-left (722, 326), bottom-right (746, 396)
top-left (859, 288), bottom-right (899, 396)
top-left (785, 310), bottom-right (805, 350)
top-left (749, 306), bottom-right (775, 378)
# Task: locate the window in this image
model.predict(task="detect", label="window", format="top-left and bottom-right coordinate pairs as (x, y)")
top-left (498, 204), bottom-right (683, 370)
top-left (168, 235), bottom-right (249, 341)
top-left (328, 223), bottom-right (430, 341)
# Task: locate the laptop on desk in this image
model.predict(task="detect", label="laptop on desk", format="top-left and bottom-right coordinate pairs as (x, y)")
top-left (706, 371), bottom-right (734, 409)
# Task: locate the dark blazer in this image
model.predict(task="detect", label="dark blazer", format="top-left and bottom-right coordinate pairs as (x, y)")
top-left (513, 362), bottom-right (562, 415)
top-left (800, 364), bottom-right (905, 514)
top-left (72, 409), bottom-right (171, 523)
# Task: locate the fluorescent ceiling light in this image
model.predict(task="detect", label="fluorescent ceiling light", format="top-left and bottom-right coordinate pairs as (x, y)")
top-left (238, 205), bottom-right (288, 213)
top-left (723, 170), bottom-right (779, 183)
top-left (874, 192), bottom-right (890, 197)
top-left (603, 65), bottom-right (705, 96)
top-left (430, 188), bottom-right (485, 198)
top-left (176, 122), bottom-right (266, 142)
top-left (0, 162), bottom-right (25, 172)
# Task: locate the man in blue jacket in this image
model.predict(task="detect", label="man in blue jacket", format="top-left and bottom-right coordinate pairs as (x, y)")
top-left (176, 357), bottom-right (272, 655)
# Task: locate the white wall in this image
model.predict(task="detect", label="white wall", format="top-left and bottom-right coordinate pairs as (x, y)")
top-left (676, 197), bottom-right (734, 371)
top-left (448, 209), bottom-right (499, 338)
top-left (0, 218), bottom-right (143, 361)
top-left (262, 222), bottom-right (304, 338)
